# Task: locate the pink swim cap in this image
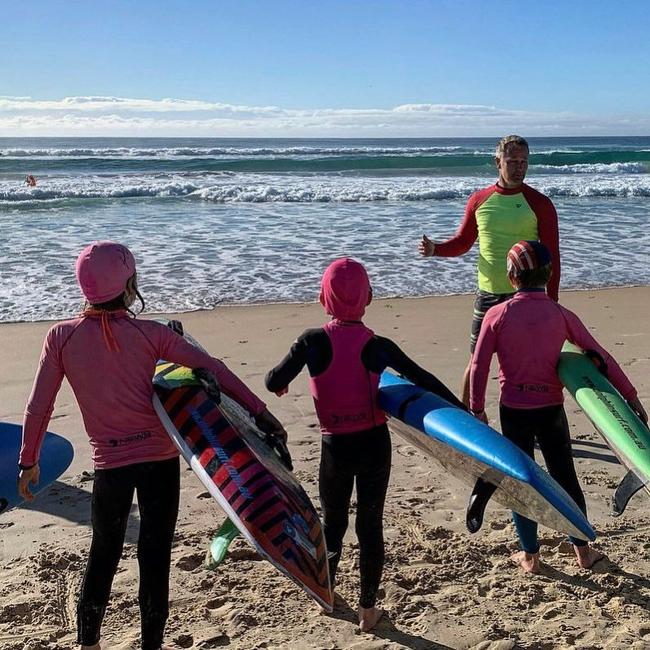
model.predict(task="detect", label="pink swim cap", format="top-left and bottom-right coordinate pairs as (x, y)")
top-left (320, 257), bottom-right (371, 321)
top-left (75, 241), bottom-right (136, 303)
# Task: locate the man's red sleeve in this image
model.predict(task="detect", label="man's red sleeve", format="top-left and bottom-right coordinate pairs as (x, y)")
top-left (433, 192), bottom-right (480, 257)
top-left (524, 187), bottom-right (561, 301)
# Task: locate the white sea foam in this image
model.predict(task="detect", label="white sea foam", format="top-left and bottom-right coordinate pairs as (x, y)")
top-left (1, 196), bottom-right (648, 323)
top-left (0, 145), bottom-right (470, 159)
top-left (531, 162), bottom-right (647, 174)
top-left (3, 145), bottom-right (622, 159)
top-left (2, 172), bottom-right (650, 205)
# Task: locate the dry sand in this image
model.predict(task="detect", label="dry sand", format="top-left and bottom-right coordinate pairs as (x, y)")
top-left (1, 287), bottom-right (649, 650)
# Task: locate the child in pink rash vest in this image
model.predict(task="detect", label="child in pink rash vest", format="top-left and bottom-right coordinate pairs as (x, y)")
top-left (265, 257), bottom-right (465, 633)
top-left (470, 240), bottom-right (648, 575)
top-left (17, 241), bottom-right (286, 650)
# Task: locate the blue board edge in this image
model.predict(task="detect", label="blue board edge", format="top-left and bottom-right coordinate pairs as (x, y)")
top-left (378, 371), bottom-right (595, 542)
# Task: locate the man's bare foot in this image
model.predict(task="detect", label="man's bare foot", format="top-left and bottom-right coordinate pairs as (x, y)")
top-left (574, 544), bottom-right (605, 569)
top-left (510, 550), bottom-right (540, 574)
top-left (358, 605), bottom-right (384, 632)
top-left (80, 644), bottom-right (101, 650)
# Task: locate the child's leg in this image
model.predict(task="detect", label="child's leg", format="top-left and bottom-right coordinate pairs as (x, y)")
top-left (535, 405), bottom-right (587, 532)
top-left (354, 427), bottom-right (391, 610)
top-left (319, 437), bottom-right (355, 585)
top-left (135, 458), bottom-right (181, 650)
top-left (77, 466), bottom-right (135, 647)
top-left (499, 405), bottom-right (540, 554)
top-left (535, 406), bottom-right (603, 567)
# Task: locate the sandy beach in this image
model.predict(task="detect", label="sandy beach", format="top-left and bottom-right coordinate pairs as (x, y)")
top-left (1, 286), bottom-right (649, 650)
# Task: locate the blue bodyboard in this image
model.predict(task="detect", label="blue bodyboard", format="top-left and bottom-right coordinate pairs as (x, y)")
top-left (379, 371), bottom-right (595, 541)
top-left (0, 422), bottom-right (74, 514)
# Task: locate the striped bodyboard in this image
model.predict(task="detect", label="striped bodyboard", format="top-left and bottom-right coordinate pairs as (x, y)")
top-left (153, 362), bottom-right (332, 611)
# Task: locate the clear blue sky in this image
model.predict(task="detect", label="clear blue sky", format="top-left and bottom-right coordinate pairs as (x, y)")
top-left (1, 0), bottom-right (649, 136)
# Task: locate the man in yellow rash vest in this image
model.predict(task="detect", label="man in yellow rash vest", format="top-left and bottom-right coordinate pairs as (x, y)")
top-left (418, 135), bottom-right (560, 406)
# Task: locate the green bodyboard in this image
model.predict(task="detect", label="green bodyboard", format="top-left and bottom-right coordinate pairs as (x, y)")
top-left (558, 342), bottom-right (650, 488)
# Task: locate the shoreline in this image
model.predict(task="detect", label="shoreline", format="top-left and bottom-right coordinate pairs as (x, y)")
top-left (1, 283), bottom-right (648, 327)
top-left (1, 285), bottom-right (649, 649)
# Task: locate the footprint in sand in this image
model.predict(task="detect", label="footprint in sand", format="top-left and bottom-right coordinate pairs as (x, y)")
top-left (176, 553), bottom-right (204, 571)
top-left (196, 634), bottom-right (231, 649)
top-left (539, 604), bottom-right (563, 620)
top-left (172, 633), bottom-right (194, 648)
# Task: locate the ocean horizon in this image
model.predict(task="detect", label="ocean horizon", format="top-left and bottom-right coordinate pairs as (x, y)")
top-left (1, 136), bottom-right (649, 323)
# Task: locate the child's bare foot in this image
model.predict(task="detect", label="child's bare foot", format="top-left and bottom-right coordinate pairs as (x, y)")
top-left (510, 550), bottom-right (540, 574)
top-left (358, 605), bottom-right (384, 632)
top-left (574, 544), bottom-right (605, 569)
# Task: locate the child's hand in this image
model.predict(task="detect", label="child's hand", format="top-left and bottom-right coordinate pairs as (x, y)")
top-left (17, 464), bottom-right (40, 501)
top-left (628, 397), bottom-right (648, 425)
top-left (275, 387), bottom-right (288, 397)
top-left (254, 410), bottom-right (293, 470)
top-left (255, 409), bottom-right (288, 442)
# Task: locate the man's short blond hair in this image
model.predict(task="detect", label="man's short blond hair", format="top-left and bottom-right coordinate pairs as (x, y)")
top-left (495, 135), bottom-right (529, 158)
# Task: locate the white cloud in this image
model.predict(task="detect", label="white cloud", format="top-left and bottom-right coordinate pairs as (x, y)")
top-left (0, 95), bottom-right (648, 136)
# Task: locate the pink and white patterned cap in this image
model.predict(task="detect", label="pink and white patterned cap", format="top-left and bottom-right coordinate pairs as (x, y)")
top-left (507, 240), bottom-right (552, 275)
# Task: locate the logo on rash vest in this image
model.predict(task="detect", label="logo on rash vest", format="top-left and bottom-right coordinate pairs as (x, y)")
top-left (108, 431), bottom-right (153, 447)
top-left (331, 411), bottom-right (368, 425)
top-left (516, 384), bottom-right (549, 393)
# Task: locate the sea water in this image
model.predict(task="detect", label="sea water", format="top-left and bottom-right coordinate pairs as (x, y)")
top-left (1, 136), bottom-right (649, 323)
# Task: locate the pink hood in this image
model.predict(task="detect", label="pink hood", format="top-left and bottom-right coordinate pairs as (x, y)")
top-left (75, 241), bottom-right (136, 303)
top-left (319, 258), bottom-right (371, 321)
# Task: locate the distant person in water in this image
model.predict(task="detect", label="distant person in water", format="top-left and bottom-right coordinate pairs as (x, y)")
top-left (418, 135), bottom-right (560, 407)
top-left (25, 174), bottom-right (37, 187)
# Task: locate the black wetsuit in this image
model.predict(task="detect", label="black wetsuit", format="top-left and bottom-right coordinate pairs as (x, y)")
top-left (266, 327), bottom-right (463, 608)
top-left (77, 457), bottom-right (180, 650)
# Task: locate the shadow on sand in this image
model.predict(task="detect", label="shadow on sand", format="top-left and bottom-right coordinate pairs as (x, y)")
top-left (531, 437), bottom-right (620, 465)
top-left (541, 556), bottom-right (650, 613)
top-left (324, 594), bottom-right (453, 650)
top-left (17, 479), bottom-right (140, 544)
